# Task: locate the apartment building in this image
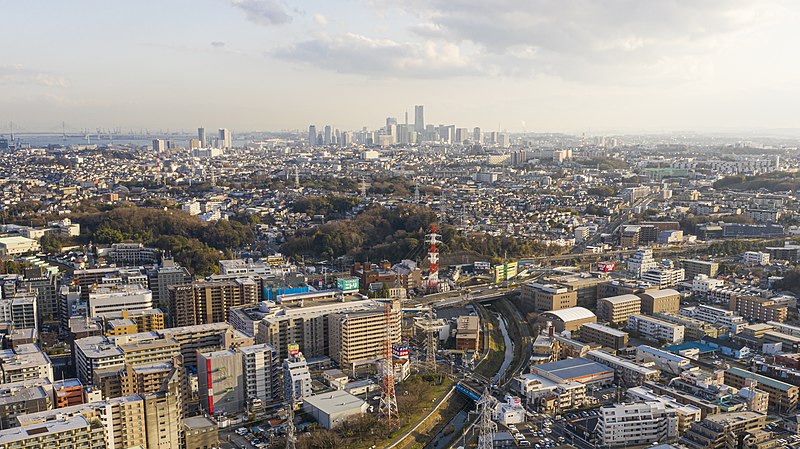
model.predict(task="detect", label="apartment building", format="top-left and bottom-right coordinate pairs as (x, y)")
top-left (680, 412), bottom-right (766, 449)
top-left (627, 315), bottom-right (685, 344)
top-left (15, 395), bottom-right (147, 449)
top-left (238, 343), bottom-right (281, 406)
top-left (680, 260), bottom-right (719, 281)
top-left (642, 268), bottom-right (685, 289)
top-left (168, 278), bottom-right (258, 327)
top-left (0, 379), bottom-right (53, 430)
top-left (256, 299), bottom-right (377, 358)
top-left (639, 289), bottom-right (681, 315)
top-left (0, 344), bottom-right (53, 384)
top-left (328, 300), bottom-right (401, 368)
top-left (577, 322), bottom-right (629, 350)
top-left (0, 415), bottom-right (105, 449)
top-left (724, 367), bottom-right (798, 414)
top-left (597, 294), bottom-right (642, 326)
top-left (729, 295), bottom-right (789, 323)
top-left (691, 274), bottom-right (724, 297)
top-left (626, 386), bottom-right (703, 434)
top-left (586, 350), bottom-right (660, 387)
top-left (627, 249), bottom-right (657, 278)
top-left (635, 345), bottom-right (692, 375)
top-left (283, 352), bottom-right (312, 403)
top-left (655, 313), bottom-right (720, 340)
top-left (521, 283), bottom-right (577, 313)
top-left (598, 401), bottom-right (678, 447)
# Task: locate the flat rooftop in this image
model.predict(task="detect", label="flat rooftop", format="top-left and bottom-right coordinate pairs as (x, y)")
top-left (303, 390), bottom-right (366, 415)
top-left (533, 357), bottom-right (613, 380)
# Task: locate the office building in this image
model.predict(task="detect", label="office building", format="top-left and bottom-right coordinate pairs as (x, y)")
top-left (522, 283), bottom-right (577, 313)
top-left (197, 349), bottom-right (244, 416)
top-left (197, 127), bottom-right (206, 147)
top-left (578, 322), bottom-right (629, 350)
top-left (218, 128), bottom-right (232, 149)
top-left (88, 284), bottom-right (153, 318)
top-left (628, 314), bottom-right (685, 344)
top-left (238, 343), bottom-right (281, 407)
top-left (414, 105), bottom-right (424, 133)
top-left (729, 295), bottom-right (789, 323)
top-left (597, 294), bottom-right (641, 326)
top-left (639, 289), bottom-right (681, 315)
top-left (328, 300), bottom-right (401, 368)
top-left (598, 401), bottom-right (678, 448)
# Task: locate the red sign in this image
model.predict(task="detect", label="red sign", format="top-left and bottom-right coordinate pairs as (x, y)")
top-left (597, 262), bottom-right (615, 272)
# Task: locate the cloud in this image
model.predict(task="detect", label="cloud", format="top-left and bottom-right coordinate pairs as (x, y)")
top-left (211, 41), bottom-right (227, 47)
top-left (271, 32), bottom-right (480, 78)
top-left (368, 0), bottom-right (778, 82)
top-left (0, 64), bottom-right (69, 87)
top-left (313, 14), bottom-right (328, 26)
top-left (231, 0), bottom-right (291, 26)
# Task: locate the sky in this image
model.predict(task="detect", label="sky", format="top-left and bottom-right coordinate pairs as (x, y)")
top-left (2, 0), bottom-right (800, 134)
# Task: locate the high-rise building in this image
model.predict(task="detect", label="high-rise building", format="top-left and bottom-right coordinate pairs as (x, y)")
top-left (239, 343), bottom-right (281, 406)
top-left (414, 105), bottom-right (424, 133)
top-left (308, 125), bottom-right (317, 146)
top-left (197, 349), bottom-right (245, 416)
top-left (386, 117), bottom-right (397, 135)
top-left (328, 300), bottom-right (401, 368)
top-left (473, 127), bottom-right (482, 144)
top-left (283, 352), bottom-right (312, 403)
top-left (218, 128), bottom-right (232, 149)
top-left (323, 125), bottom-right (332, 145)
top-left (197, 127), bottom-right (206, 147)
top-left (152, 139), bottom-right (165, 153)
top-left (168, 279), bottom-right (258, 328)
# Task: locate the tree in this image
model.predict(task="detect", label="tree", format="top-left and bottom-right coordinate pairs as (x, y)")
top-left (39, 233), bottom-right (64, 253)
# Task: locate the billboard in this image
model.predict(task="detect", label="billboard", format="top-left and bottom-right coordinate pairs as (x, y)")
top-left (336, 277), bottom-right (360, 292)
top-left (288, 344), bottom-right (300, 356)
top-left (596, 262), bottom-right (616, 272)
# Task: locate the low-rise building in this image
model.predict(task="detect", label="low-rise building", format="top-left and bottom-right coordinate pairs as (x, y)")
top-left (303, 390), bottom-right (368, 429)
top-left (628, 315), bottom-right (685, 344)
top-left (577, 322), bottom-right (629, 350)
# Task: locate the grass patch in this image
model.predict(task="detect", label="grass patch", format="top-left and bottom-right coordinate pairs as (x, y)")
top-left (474, 303), bottom-right (505, 379)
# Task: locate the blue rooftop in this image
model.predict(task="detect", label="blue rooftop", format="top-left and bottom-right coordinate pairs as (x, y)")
top-left (663, 341), bottom-right (717, 355)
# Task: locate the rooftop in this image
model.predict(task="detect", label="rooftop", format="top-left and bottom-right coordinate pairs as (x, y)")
top-left (303, 390), bottom-right (367, 415)
top-left (533, 357), bottom-right (613, 381)
top-left (727, 367), bottom-right (796, 392)
top-left (540, 306), bottom-right (596, 322)
top-left (599, 294), bottom-right (641, 304)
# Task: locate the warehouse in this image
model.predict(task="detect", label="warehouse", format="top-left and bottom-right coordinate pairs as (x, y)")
top-left (303, 390), bottom-right (368, 429)
top-left (531, 357), bottom-right (615, 386)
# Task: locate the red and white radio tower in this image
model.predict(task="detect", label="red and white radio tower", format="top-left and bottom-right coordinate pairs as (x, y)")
top-left (426, 224), bottom-right (440, 292)
top-left (379, 300), bottom-right (399, 427)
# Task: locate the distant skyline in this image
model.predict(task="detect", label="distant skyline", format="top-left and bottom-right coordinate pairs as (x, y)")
top-left (2, 1), bottom-right (800, 134)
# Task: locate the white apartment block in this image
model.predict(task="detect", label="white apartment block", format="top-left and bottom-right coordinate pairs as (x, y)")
top-left (742, 251), bottom-right (770, 265)
top-left (627, 249), bottom-right (657, 279)
top-left (627, 315), bottom-right (685, 344)
top-left (598, 401), bottom-right (679, 447)
top-left (88, 284), bottom-right (153, 318)
top-left (691, 274), bottom-right (724, 296)
top-left (642, 267), bottom-right (685, 289)
top-left (681, 304), bottom-right (746, 334)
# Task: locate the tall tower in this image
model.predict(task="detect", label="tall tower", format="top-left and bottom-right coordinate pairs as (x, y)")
top-left (476, 387), bottom-right (497, 449)
top-left (308, 125), bottom-right (317, 146)
top-left (285, 389), bottom-right (296, 449)
top-left (426, 224), bottom-right (440, 292)
top-left (414, 105), bottom-right (424, 133)
top-left (218, 128), bottom-right (232, 149)
top-left (379, 300), bottom-right (399, 427)
top-left (197, 127), bottom-right (206, 147)
top-left (422, 307), bottom-right (437, 372)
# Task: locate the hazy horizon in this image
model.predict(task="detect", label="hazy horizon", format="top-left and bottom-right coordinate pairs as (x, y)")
top-left (3, 1), bottom-right (800, 134)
